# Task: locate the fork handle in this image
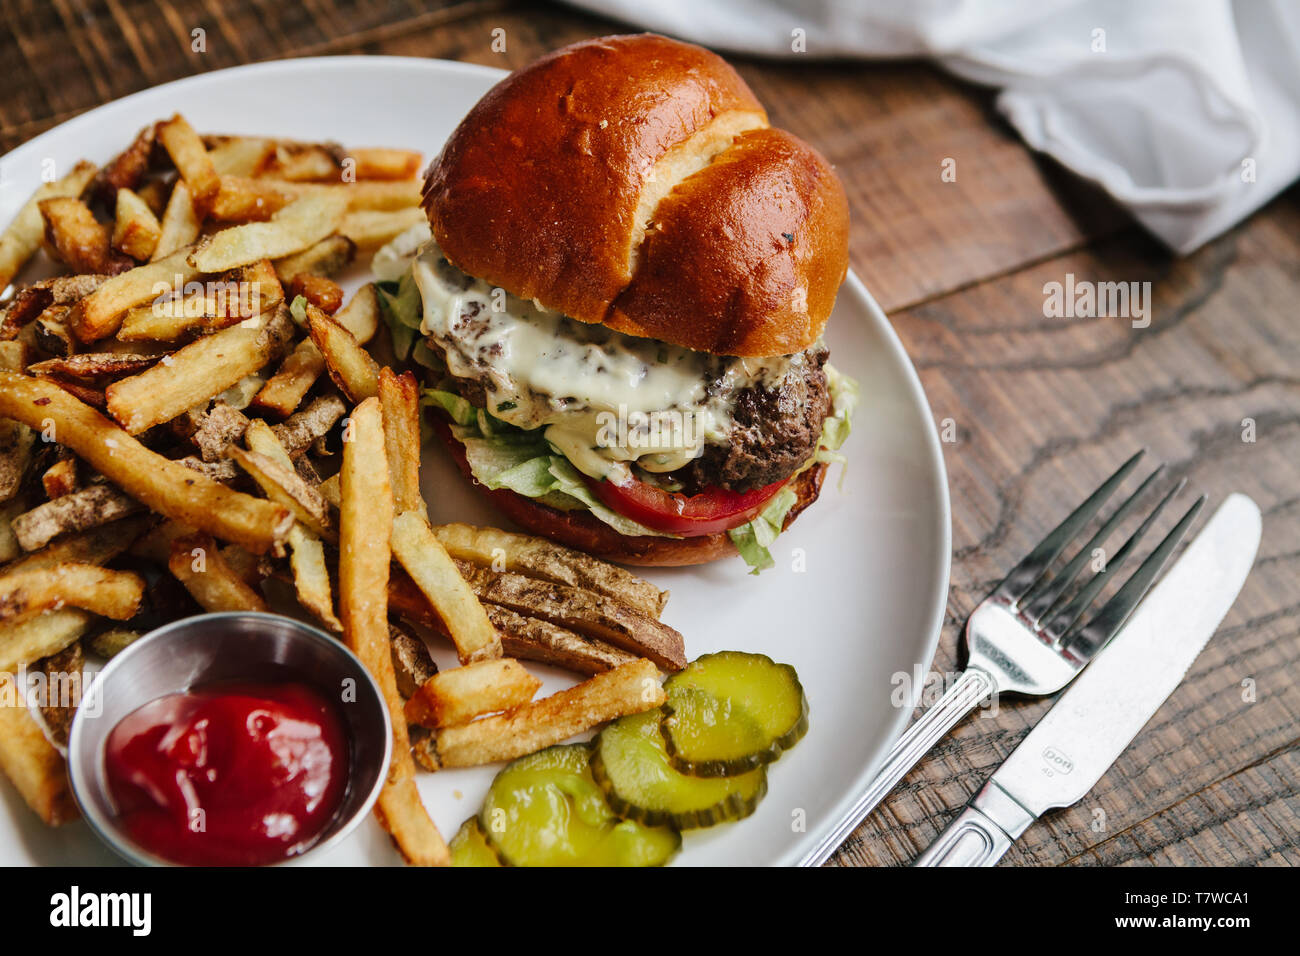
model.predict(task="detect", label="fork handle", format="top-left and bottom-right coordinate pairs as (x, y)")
top-left (798, 667), bottom-right (997, 865)
top-left (857, 668), bottom-right (997, 817)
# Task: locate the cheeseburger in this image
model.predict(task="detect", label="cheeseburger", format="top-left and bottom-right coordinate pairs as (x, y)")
top-left (374, 34), bottom-right (858, 570)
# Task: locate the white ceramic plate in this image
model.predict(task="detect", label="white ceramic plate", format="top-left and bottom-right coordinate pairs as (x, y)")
top-left (0, 56), bottom-right (950, 867)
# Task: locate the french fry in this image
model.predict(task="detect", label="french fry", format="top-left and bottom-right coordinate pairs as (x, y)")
top-left (288, 274), bottom-right (343, 313)
top-left (265, 178), bottom-right (422, 211)
top-left (252, 340), bottom-right (325, 417)
top-left (207, 136), bottom-right (275, 177)
top-left (152, 181), bottom-right (200, 261)
top-left (0, 499), bottom-right (25, 564)
top-left (334, 282), bottom-right (380, 344)
top-left (345, 147), bottom-right (423, 181)
top-left (167, 532), bottom-right (268, 612)
top-left (339, 207), bottom-right (427, 248)
top-left (39, 197), bottom-right (126, 274)
top-left (339, 397), bottom-right (447, 866)
top-left (392, 511), bottom-right (500, 664)
top-left (243, 419), bottom-right (340, 630)
top-left (117, 257), bottom-right (283, 342)
top-left (5, 514), bottom-right (149, 574)
top-left (453, 562), bottom-right (686, 670)
top-left (105, 305), bottom-right (293, 433)
top-left (112, 187), bottom-right (162, 261)
top-left (272, 234), bottom-right (355, 281)
top-left (69, 248), bottom-right (199, 342)
top-left (189, 400), bottom-right (249, 462)
top-left (156, 114), bottom-right (220, 213)
top-left (0, 160), bottom-right (98, 291)
top-left (209, 175), bottom-right (292, 222)
top-left (271, 394), bottom-right (346, 455)
top-left (306, 304), bottom-right (379, 401)
top-left (27, 352), bottom-right (160, 381)
top-left (0, 672), bottom-right (79, 825)
top-left (390, 624), bottom-right (436, 699)
top-left (432, 522), bottom-right (668, 618)
top-left (0, 418), bottom-right (34, 505)
top-left (0, 373), bottom-right (292, 554)
top-left (419, 659), bottom-right (663, 769)
top-left (404, 658), bottom-right (541, 729)
top-left (40, 457), bottom-right (79, 498)
top-left (39, 640), bottom-right (84, 748)
top-left (379, 368), bottom-right (423, 515)
top-left (264, 142), bottom-right (342, 182)
top-left (0, 563), bottom-right (145, 623)
top-left (491, 605), bottom-right (637, 675)
top-left (228, 446), bottom-right (335, 540)
top-left (0, 608), bottom-right (90, 674)
top-left (188, 191), bottom-right (349, 272)
top-left (88, 627), bottom-right (142, 659)
top-left (100, 124), bottom-right (155, 196)
top-left (11, 484), bottom-right (143, 552)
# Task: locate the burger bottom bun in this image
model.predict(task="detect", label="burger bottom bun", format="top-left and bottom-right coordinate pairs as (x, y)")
top-left (429, 415), bottom-right (827, 566)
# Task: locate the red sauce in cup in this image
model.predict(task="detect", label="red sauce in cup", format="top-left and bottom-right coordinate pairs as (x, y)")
top-left (104, 682), bottom-right (348, 866)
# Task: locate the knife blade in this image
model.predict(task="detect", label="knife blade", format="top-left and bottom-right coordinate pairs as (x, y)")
top-left (915, 492), bottom-right (1261, 867)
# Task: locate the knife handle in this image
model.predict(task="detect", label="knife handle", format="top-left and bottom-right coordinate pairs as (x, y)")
top-left (913, 806), bottom-right (1013, 867)
top-left (913, 782), bottom-right (1036, 867)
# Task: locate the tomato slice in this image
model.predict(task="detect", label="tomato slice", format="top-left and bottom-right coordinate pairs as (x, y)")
top-left (586, 473), bottom-right (788, 537)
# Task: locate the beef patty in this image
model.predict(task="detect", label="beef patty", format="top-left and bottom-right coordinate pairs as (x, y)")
top-left (677, 346), bottom-right (831, 492)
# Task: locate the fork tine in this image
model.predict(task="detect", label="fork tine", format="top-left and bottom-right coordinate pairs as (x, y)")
top-left (1039, 477), bottom-right (1185, 642)
top-left (1061, 493), bottom-right (1207, 661)
top-left (994, 450), bottom-right (1144, 604)
top-left (1021, 464), bottom-right (1166, 624)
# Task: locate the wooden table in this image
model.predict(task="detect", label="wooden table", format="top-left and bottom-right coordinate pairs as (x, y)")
top-left (4, 0), bottom-right (1297, 867)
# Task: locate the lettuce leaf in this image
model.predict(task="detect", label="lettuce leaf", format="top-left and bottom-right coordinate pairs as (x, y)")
top-left (376, 270), bottom-right (423, 361)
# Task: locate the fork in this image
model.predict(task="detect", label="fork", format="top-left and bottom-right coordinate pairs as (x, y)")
top-left (801, 450), bottom-right (1205, 865)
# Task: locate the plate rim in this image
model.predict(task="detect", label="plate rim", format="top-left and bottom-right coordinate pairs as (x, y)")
top-left (1, 54), bottom-right (952, 868)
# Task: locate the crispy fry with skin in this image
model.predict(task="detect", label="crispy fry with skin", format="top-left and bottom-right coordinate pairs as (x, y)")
top-left (334, 282), bottom-right (380, 344)
top-left (156, 114), bottom-right (220, 213)
top-left (167, 532), bottom-right (268, 612)
top-left (379, 368), bottom-right (423, 515)
top-left (0, 160), bottom-right (98, 291)
top-left (453, 561), bottom-right (685, 670)
top-left (0, 563), bottom-right (145, 623)
top-left (39, 640), bottom-right (84, 748)
top-left (271, 394), bottom-right (346, 455)
top-left (339, 398), bottom-right (447, 866)
top-left (0, 672), bottom-right (79, 825)
top-left (207, 136), bottom-right (275, 177)
top-left (228, 446), bottom-right (335, 540)
top-left (431, 522), bottom-right (667, 618)
top-left (305, 304), bottom-right (379, 401)
top-left (390, 624), bottom-right (437, 699)
top-left (252, 339), bottom-right (325, 417)
top-left (112, 188), bottom-right (162, 261)
top-left (288, 274), bottom-right (343, 313)
top-left (392, 511), bottom-right (500, 664)
top-left (41, 457), bottom-right (77, 498)
top-left (419, 659), bottom-right (664, 769)
top-left (0, 373), bottom-right (292, 554)
top-left (105, 305), bottom-right (293, 433)
top-left (404, 658), bottom-right (541, 729)
top-left (100, 125), bottom-right (155, 196)
top-left (11, 483), bottom-right (143, 552)
top-left (152, 181), bottom-right (200, 261)
top-left (4, 515), bottom-right (149, 574)
top-left (345, 147), bottom-right (423, 181)
top-left (39, 197), bottom-right (127, 274)
top-left (272, 234), bottom-right (355, 281)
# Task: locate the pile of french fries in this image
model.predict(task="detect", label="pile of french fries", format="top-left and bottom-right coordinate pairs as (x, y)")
top-left (0, 116), bottom-right (686, 865)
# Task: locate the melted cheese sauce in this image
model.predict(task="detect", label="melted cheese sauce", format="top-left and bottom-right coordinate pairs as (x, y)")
top-left (412, 243), bottom-right (813, 480)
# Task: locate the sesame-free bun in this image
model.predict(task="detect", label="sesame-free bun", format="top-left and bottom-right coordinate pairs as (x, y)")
top-left (422, 33), bottom-right (849, 357)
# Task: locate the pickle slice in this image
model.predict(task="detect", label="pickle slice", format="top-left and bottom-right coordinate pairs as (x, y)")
top-left (479, 743), bottom-right (680, 867)
top-left (449, 817), bottom-right (503, 867)
top-left (661, 651), bottom-right (808, 776)
top-left (591, 709), bottom-right (767, 829)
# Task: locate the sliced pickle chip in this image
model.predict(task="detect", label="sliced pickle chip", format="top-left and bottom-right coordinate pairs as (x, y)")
top-left (449, 816), bottom-right (503, 867)
top-left (591, 709), bottom-right (767, 830)
top-left (661, 651), bottom-right (808, 776)
top-left (479, 743), bottom-right (679, 867)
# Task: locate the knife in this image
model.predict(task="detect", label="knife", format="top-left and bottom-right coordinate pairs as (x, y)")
top-left (914, 492), bottom-right (1261, 867)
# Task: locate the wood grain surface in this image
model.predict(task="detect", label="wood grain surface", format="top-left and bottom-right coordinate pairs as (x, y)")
top-left (2, 0), bottom-right (1296, 867)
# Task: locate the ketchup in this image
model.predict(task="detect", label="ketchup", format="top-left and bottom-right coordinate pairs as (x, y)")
top-left (105, 682), bottom-right (349, 866)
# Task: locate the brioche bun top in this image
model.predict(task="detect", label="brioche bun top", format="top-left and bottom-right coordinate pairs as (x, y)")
top-left (422, 33), bottom-right (850, 357)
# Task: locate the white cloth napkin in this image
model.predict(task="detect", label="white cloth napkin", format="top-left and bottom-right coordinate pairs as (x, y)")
top-left (564, 0), bottom-right (1300, 253)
